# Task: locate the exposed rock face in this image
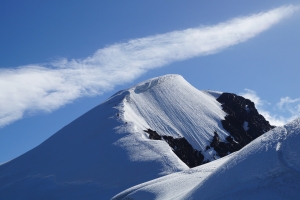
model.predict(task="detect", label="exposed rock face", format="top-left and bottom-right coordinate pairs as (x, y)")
top-left (144, 129), bottom-right (162, 140)
top-left (144, 129), bottom-right (204, 168)
top-left (213, 93), bottom-right (275, 157)
top-left (162, 136), bottom-right (204, 168)
top-left (210, 131), bottom-right (240, 158)
top-left (144, 92), bottom-right (274, 168)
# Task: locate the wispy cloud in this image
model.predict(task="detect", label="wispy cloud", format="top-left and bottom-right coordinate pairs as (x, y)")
top-left (240, 89), bottom-right (300, 126)
top-left (0, 5), bottom-right (298, 127)
top-left (277, 97), bottom-right (300, 113)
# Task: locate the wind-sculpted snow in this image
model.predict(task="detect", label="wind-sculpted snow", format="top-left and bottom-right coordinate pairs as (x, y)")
top-left (124, 74), bottom-right (228, 161)
top-left (114, 118), bottom-right (300, 200)
top-left (112, 154), bottom-right (233, 200)
top-left (0, 81), bottom-right (187, 199)
top-left (2, 74), bottom-right (227, 199)
top-left (0, 74), bottom-right (287, 199)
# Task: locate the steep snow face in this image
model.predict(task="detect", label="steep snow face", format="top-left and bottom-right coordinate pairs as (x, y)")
top-left (0, 74), bottom-right (258, 199)
top-left (114, 118), bottom-right (300, 200)
top-left (0, 87), bottom-right (187, 200)
top-left (123, 74), bottom-right (228, 161)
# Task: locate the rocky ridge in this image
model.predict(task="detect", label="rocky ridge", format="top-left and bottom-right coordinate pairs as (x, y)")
top-left (145, 92), bottom-right (274, 168)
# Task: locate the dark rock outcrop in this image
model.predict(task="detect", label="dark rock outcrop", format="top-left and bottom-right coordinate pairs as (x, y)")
top-left (144, 129), bottom-right (204, 168)
top-left (144, 129), bottom-right (162, 140)
top-left (162, 136), bottom-right (204, 168)
top-left (210, 131), bottom-right (241, 158)
top-left (144, 93), bottom-right (274, 167)
top-left (211, 93), bottom-right (275, 157)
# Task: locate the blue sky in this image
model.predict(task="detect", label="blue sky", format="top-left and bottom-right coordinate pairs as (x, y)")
top-left (1, 1), bottom-right (300, 164)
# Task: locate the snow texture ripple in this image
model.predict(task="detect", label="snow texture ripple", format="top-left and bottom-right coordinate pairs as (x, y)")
top-left (113, 118), bottom-right (300, 200)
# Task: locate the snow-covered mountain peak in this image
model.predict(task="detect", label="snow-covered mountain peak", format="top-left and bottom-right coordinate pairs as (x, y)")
top-left (0, 74), bottom-right (276, 199)
top-left (123, 74), bottom-right (228, 155)
top-left (131, 74), bottom-right (183, 94)
top-left (105, 74), bottom-right (273, 166)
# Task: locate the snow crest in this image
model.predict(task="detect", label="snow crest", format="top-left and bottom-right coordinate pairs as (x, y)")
top-left (114, 118), bottom-right (300, 200)
top-left (123, 74), bottom-right (228, 162)
top-left (0, 74), bottom-right (227, 199)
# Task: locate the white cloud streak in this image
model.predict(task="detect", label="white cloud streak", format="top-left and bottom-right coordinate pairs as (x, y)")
top-left (240, 89), bottom-right (300, 126)
top-left (0, 5), bottom-right (298, 127)
top-left (277, 97), bottom-right (300, 113)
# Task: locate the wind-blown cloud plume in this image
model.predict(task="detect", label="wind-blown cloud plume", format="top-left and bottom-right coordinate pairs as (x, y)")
top-left (278, 97), bottom-right (300, 113)
top-left (0, 5), bottom-right (298, 127)
top-left (240, 89), bottom-right (300, 126)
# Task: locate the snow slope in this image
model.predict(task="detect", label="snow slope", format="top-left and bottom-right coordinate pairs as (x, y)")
top-left (124, 74), bottom-right (228, 161)
top-left (112, 154), bottom-right (233, 200)
top-left (0, 74), bottom-right (229, 199)
top-left (113, 118), bottom-right (300, 200)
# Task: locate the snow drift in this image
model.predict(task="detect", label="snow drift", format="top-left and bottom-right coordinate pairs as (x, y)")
top-left (113, 118), bottom-right (300, 200)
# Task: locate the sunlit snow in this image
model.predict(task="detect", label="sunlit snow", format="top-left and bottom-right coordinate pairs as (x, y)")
top-left (114, 118), bottom-right (300, 200)
top-left (1, 74), bottom-right (299, 200)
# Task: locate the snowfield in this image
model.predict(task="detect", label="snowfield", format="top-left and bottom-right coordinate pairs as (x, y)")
top-left (113, 118), bottom-right (300, 200)
top-left (0, 74), bottom-right (299, 199)
top-left (112, 154), bottom-right (233, 200)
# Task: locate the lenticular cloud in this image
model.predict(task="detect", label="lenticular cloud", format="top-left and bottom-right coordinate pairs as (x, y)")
top-left (0, 5), bottom-right (298, 127)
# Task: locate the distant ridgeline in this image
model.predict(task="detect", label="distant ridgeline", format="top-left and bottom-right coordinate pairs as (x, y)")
top-left (144, 92), bottom-right (275, 168)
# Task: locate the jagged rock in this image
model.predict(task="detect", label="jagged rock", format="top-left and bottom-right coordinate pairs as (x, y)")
top-left (144, 129), bottom-right (162, 140)
top-left (144, 93), bottom-right (275, 167)
top-left (209, 131), bottom-right (238, 157)
top-left (226, 136), bottom-right (234, 143)
top-left (162, 136), bottom-right (204, 168)
top-left (144, 129), bottom-right (204, 168)
top-left (210, 93), bottom-right (275, 157)
top-left (210, 131), bottom-right (220, 147)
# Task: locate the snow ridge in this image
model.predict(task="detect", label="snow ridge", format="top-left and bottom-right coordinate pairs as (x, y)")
top-left (113, 118), bottom-right (300, 200)
top-left (123, 74), bottom-right (228, 161)
top-left (0, 74), bottom-right (289, 200)
top-left (0, 74), bottom-right (228, 199)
